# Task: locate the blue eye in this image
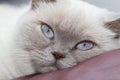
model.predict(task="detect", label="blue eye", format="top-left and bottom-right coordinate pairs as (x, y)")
top-left (75, 41), bottom-right (94, 51)
top-left (41, 24), bottom-right (54, 39)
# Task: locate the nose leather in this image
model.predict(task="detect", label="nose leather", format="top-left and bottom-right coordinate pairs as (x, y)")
top-left (52, 52), bottom-right (65, 60)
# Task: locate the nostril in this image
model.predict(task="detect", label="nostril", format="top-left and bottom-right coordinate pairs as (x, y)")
top-left (52, 52), bottom-right (65, 60)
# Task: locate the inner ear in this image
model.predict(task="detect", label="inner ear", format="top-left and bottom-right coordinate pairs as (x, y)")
top-left (106, 18), bottom-right (120, 39)
top-left (31, 0), bottom-right (56, 9)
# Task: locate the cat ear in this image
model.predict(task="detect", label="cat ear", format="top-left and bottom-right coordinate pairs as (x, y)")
top-left (105, 13), bottom-right (120, 38)
top-left (31, 0), bottom-right (56, 9)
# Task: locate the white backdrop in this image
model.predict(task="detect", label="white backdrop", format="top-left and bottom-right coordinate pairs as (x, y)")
top-left (85, 0), bottom-right (120, 12)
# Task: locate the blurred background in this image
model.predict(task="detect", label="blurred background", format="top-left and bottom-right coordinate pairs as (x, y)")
top-left (0, 0), bottom-right (29, 6)
top-left (0, 0), bottom-right (120, 12)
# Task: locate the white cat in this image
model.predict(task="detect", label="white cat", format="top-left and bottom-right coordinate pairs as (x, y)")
top-left (0, 4), bottom-right (30, 79)
top-left (0, 0), bottom-right (120, 80)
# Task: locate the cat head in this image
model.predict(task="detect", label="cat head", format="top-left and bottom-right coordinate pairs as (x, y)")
top-left (16, 0), bottom-right (120, 73)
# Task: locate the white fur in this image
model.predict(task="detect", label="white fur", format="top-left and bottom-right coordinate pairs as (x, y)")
top-left (0, 5), bottom-right (30, 79)
top-left (0, 0), bottom-right (119, 80)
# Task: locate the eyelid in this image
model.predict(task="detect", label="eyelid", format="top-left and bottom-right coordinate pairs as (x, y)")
top-left (41, 22), bottom-right (51, 28)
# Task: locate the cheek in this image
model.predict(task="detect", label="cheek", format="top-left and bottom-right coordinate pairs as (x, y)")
top-left (25, 28), bottom-right (51, 49)
top-left (31, 50), bottom-right (55, 66)
top-left (73, 49), bottom-right (104, 62)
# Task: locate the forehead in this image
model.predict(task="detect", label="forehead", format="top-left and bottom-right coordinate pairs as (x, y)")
top-left (33, 0), bottom-right (105, 28)
top-left (30, 0), bottom-right (114, 40)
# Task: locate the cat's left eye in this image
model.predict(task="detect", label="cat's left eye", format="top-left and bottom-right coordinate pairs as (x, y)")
top-left (75, 41), bottom-right (94, 51)
top-left (41, 23), bottom-right (54, 39)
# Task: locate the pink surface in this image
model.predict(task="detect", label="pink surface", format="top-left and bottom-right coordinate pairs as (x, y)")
top-left (14, 49), bottom-right (120, 80)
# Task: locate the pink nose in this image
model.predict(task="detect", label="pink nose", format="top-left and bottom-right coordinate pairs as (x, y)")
top-left (52, 52), bottom-right (65, 60)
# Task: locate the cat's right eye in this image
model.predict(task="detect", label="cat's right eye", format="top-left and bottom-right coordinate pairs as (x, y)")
top-left (41, 23), bottom-right (54, 39)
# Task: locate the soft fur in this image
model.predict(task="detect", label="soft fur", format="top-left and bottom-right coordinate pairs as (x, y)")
top-left (0, 0), bottom-right (120, 80)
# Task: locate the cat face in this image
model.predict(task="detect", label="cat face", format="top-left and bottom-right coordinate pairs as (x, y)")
top-left (15, 0), bottom-right (120, 73)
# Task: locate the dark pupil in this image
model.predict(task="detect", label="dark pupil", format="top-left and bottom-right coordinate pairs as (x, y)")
top-left (45, 25), bottom-right (51, 33)
top-left (47, 29), bottom-right (50, 33)
top-left (83, 43), bottom-right (87, 47)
